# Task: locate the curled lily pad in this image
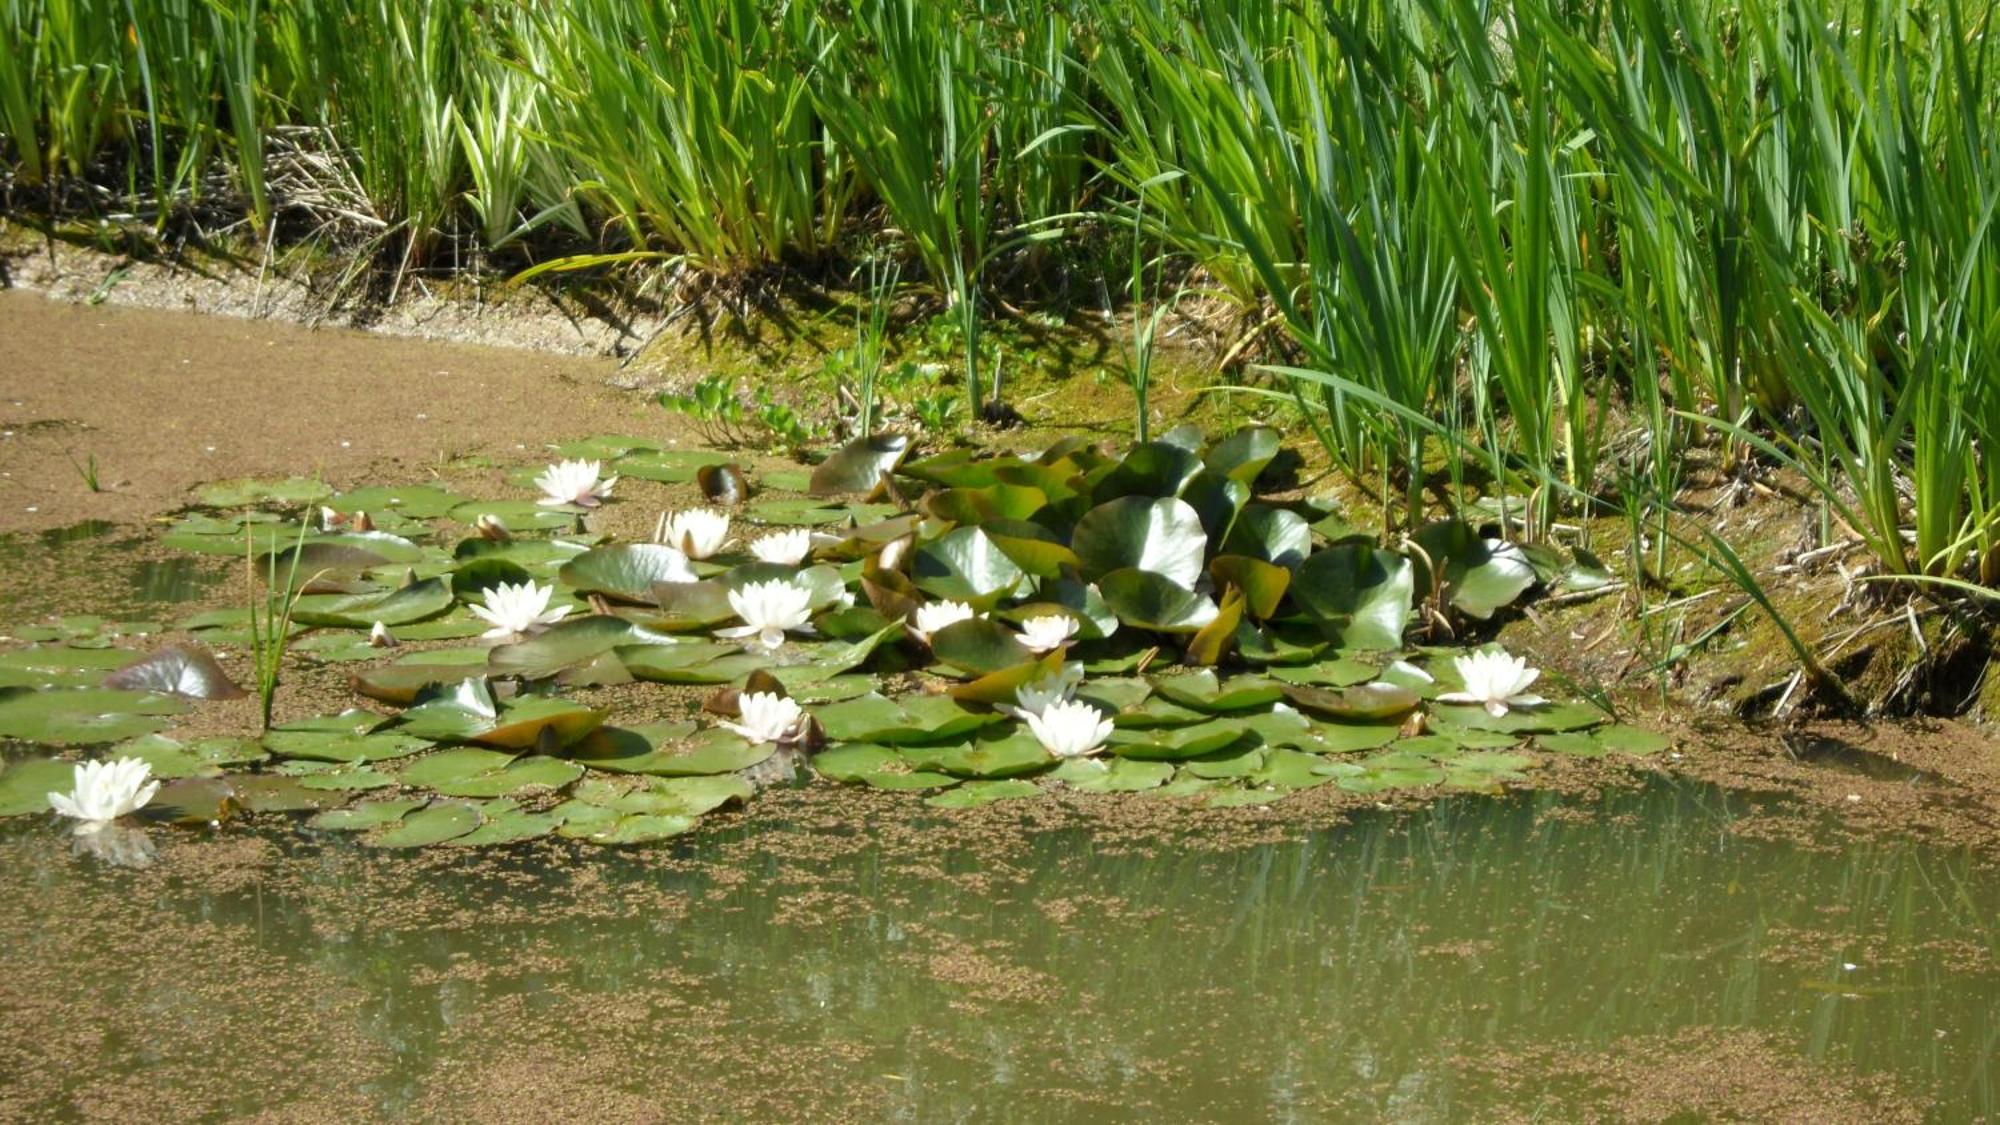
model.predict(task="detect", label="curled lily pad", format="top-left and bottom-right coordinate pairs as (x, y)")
top-left (912, 527), bottom-right (1028, 604)
top-left (1410, 520), bottom-right (1538, 620)
top-left (1090, 441), bottom-right (1203, 501)
top-left (1293, 546), bottom-right (1413, 650)
top-left (1184, 587), bottom-right (1244, 666)
top-left (1205, 426), bottom-right (1281, 485)
top-left (980, 519), bottom-right (1080, 578)
top-left (104, 643), bottom-right (246, 700)
top-left (697, 462), bottom-right (749, 505)
top-left (1097, 569), bottom-right (1217, 633)
top-left (1208, 555), bottom-right (1290, 620)
top-left (810, 433), bottom-right (909, 496)
top-left (1224, 505), bottom-right (1312, 568)
top-left (1072, 496), bottom-right (1207, 587)
top-left (560, 544), bottom-right (699, 603)
top-left (923, 484), bottom-right (1048, 524)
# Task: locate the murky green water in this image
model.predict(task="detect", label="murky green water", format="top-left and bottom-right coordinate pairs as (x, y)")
top-left (1, 777), bottom-right (1992, 1120)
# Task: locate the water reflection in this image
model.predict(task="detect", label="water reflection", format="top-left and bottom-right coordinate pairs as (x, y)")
top-left (1, 776), bottom-right (1993, 1119)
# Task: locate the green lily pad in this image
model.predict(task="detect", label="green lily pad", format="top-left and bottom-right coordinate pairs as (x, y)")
top-left (571, 724), bottom-right (774, 776)
top-left (809, 433), bottom-right (909, 496)
top-left (0, 645), bottom-right (140, 689)
top-left (291, 578), bottom-right (454, 629)
top-left (1072, 496), bottom-right (1207, 587)
top-left (198, 476), bottom-right (332, 508)
top-left (904, 730), bottom-right (1054, 779)
top-left (1293, 545), bottom-right (1413, 650)
top-left (367, 802), bottom-right (481, 847)
top-left (309, 798), bottom-right (426, 832)
top-left (1051, 756), bottom-right (1174, 792)
top-left (912, 527), bottom-right (1028, 604)
top-left (111, 733), bottom-right (265, 778)
top-left (559, 544), bottom-right (699, 603)
top-left (448, 499), bottom-right (580, 531)
top-left (0, 687), bottom-right (187, 745)
top-left (816, 694), bottom-right (1002, 745)
top-left (0, 758), bottom-right (79, 816)
top-left (1097, 568), bottom-right (1218, 633)
top-left (924, 778), bottom-right (1041, 808)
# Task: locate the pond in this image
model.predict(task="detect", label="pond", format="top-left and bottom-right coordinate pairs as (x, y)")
top-left (0, 773), bottom-right (1993, 1120)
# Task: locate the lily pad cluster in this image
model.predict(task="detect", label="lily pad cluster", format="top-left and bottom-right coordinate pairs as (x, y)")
top-left (0, 426), bottom-right (1664, 848)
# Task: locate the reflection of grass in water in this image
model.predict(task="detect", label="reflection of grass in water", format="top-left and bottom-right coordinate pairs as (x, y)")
top-left (46, 776), bottom-right (1982, 1119)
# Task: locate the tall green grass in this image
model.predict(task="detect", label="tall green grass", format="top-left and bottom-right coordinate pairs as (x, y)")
top-left (4, 0), bottom-right (1999, 604)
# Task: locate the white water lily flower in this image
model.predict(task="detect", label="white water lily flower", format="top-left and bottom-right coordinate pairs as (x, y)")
top-left (720, 692), bottom-right (805, 744)
top-left (1024, 699), bottom-right (1115, 759)
top-left (1436, 648), bottom-right (1546, 717)
top-left (469, 580), bottom-right (571, 640)
top-left (1004, 663), bottom-right (1085, 722)
top-left (750, 528), bottom-right (813, 566)
top-left (717, 579), bottom-right (816, 650)
top-left (910, 600), bottom-right (977, 644)
top-left (368, 621), bottom-right (397, 648)
top-left (534, 459), bottom-right (617, 508)
top-left (663, 508), bottom-right (731, 559)
top-left (48, 757), bottom-right (159, 833)
top-left (1017, 614), bottom-right (1079, 654)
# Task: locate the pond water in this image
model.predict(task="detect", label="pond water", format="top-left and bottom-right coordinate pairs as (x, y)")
top-left (0, 775), bottom-right (1992, 1119)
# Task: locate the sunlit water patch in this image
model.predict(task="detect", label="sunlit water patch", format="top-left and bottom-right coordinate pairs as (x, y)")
top-left (0, 777), bottom-right (1990, 1119)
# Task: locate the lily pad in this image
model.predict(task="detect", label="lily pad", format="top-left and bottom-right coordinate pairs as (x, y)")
top-left (291, 578), bottom-right (453, 629)
top-left (924, 778), bottom-right (1041, 808)
top-left (1072, 496), bottom-right (1207, 587)
top-left (0, 687), bottom-right (187, 745)
top-left (1293, 546), bottom-right (1413, 650)
top-left (366, 802), bottom-right (481, 848)
top-left (327, 484), bottom-right (468, 519)
top-left (0, 758), bottom-right (78, 817)
top-left (911, 527), bottom-right (1028, 604)
top-left (103, 644), bottom-right (246, 700)
top-left (198, 476), bottom-right (332, 508)
top-left (810, 433), bottom-right (909, 496)
top-left (309, 798), bottom-right (426, 832)
top-left (559, 544), bottom-right (698, 603)
top-left (1097, 569), bottom-right (1217, 633)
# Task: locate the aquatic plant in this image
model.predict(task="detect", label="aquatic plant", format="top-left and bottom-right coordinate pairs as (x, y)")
top-left (534, 460), bottom-right (616, 508)
top-left (910, 601), bottom-right (978, 646)
top-left (749, 529), bottom-right (813, 567)
top-left (1024, 700), bottom-right (1115, 760)
top-left (1437, 650), bottom-right (1546, 719)
top-left (47, 757), bottom-right (158, 832)
top-left (717, 579), bottom-right (816, 650)
top-left (660, 509), bottom-right (730, 560)
top-left (468, 581), bottom-right (570, 641)
top-left (720, 692), bottom-right (806, 744)
top-left (1017, 615), bottom-right (1078, 654)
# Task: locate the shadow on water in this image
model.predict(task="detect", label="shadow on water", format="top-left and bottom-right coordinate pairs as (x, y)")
top-left (1, 775), bottom-right (1992, 1119)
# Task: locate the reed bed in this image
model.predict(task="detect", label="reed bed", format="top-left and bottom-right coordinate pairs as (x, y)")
top-left (5, 0), bottom-right (1999, 599)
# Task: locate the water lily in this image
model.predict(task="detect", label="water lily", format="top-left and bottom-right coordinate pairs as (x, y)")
top-left (749, 528), bottom-right (813, 566)
top-left (1004, 663), bottom-right (1084, 721)
top-left (1024, 699), bottom-right (1115, 759)
top-left (1437, 648), bottom-right (1546, 717)
top-left (469, 580), bottom-right (571, 640)
top-left (474, 513), bottom-right (511, 541)
top-left (534, 459), bottom-right (617, 508)
top-left (47, 757), bottom-right (159, 833)
top-left (910, 600), bottom-right (977, 645)
top-left (1017, 614), bottom-right (1079, 654)
top-left (368, 621), bottom-right (397, 648)
top-left (662, 508), bottom-right (730, 559)
top-left (717, 578), bottom-right (816, 650)
top-left (720, 692), bottom-right (805, 743)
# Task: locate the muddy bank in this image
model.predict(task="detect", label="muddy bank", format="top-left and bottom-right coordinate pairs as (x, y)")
top-left (0, 289), bottom-right (663, 536)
